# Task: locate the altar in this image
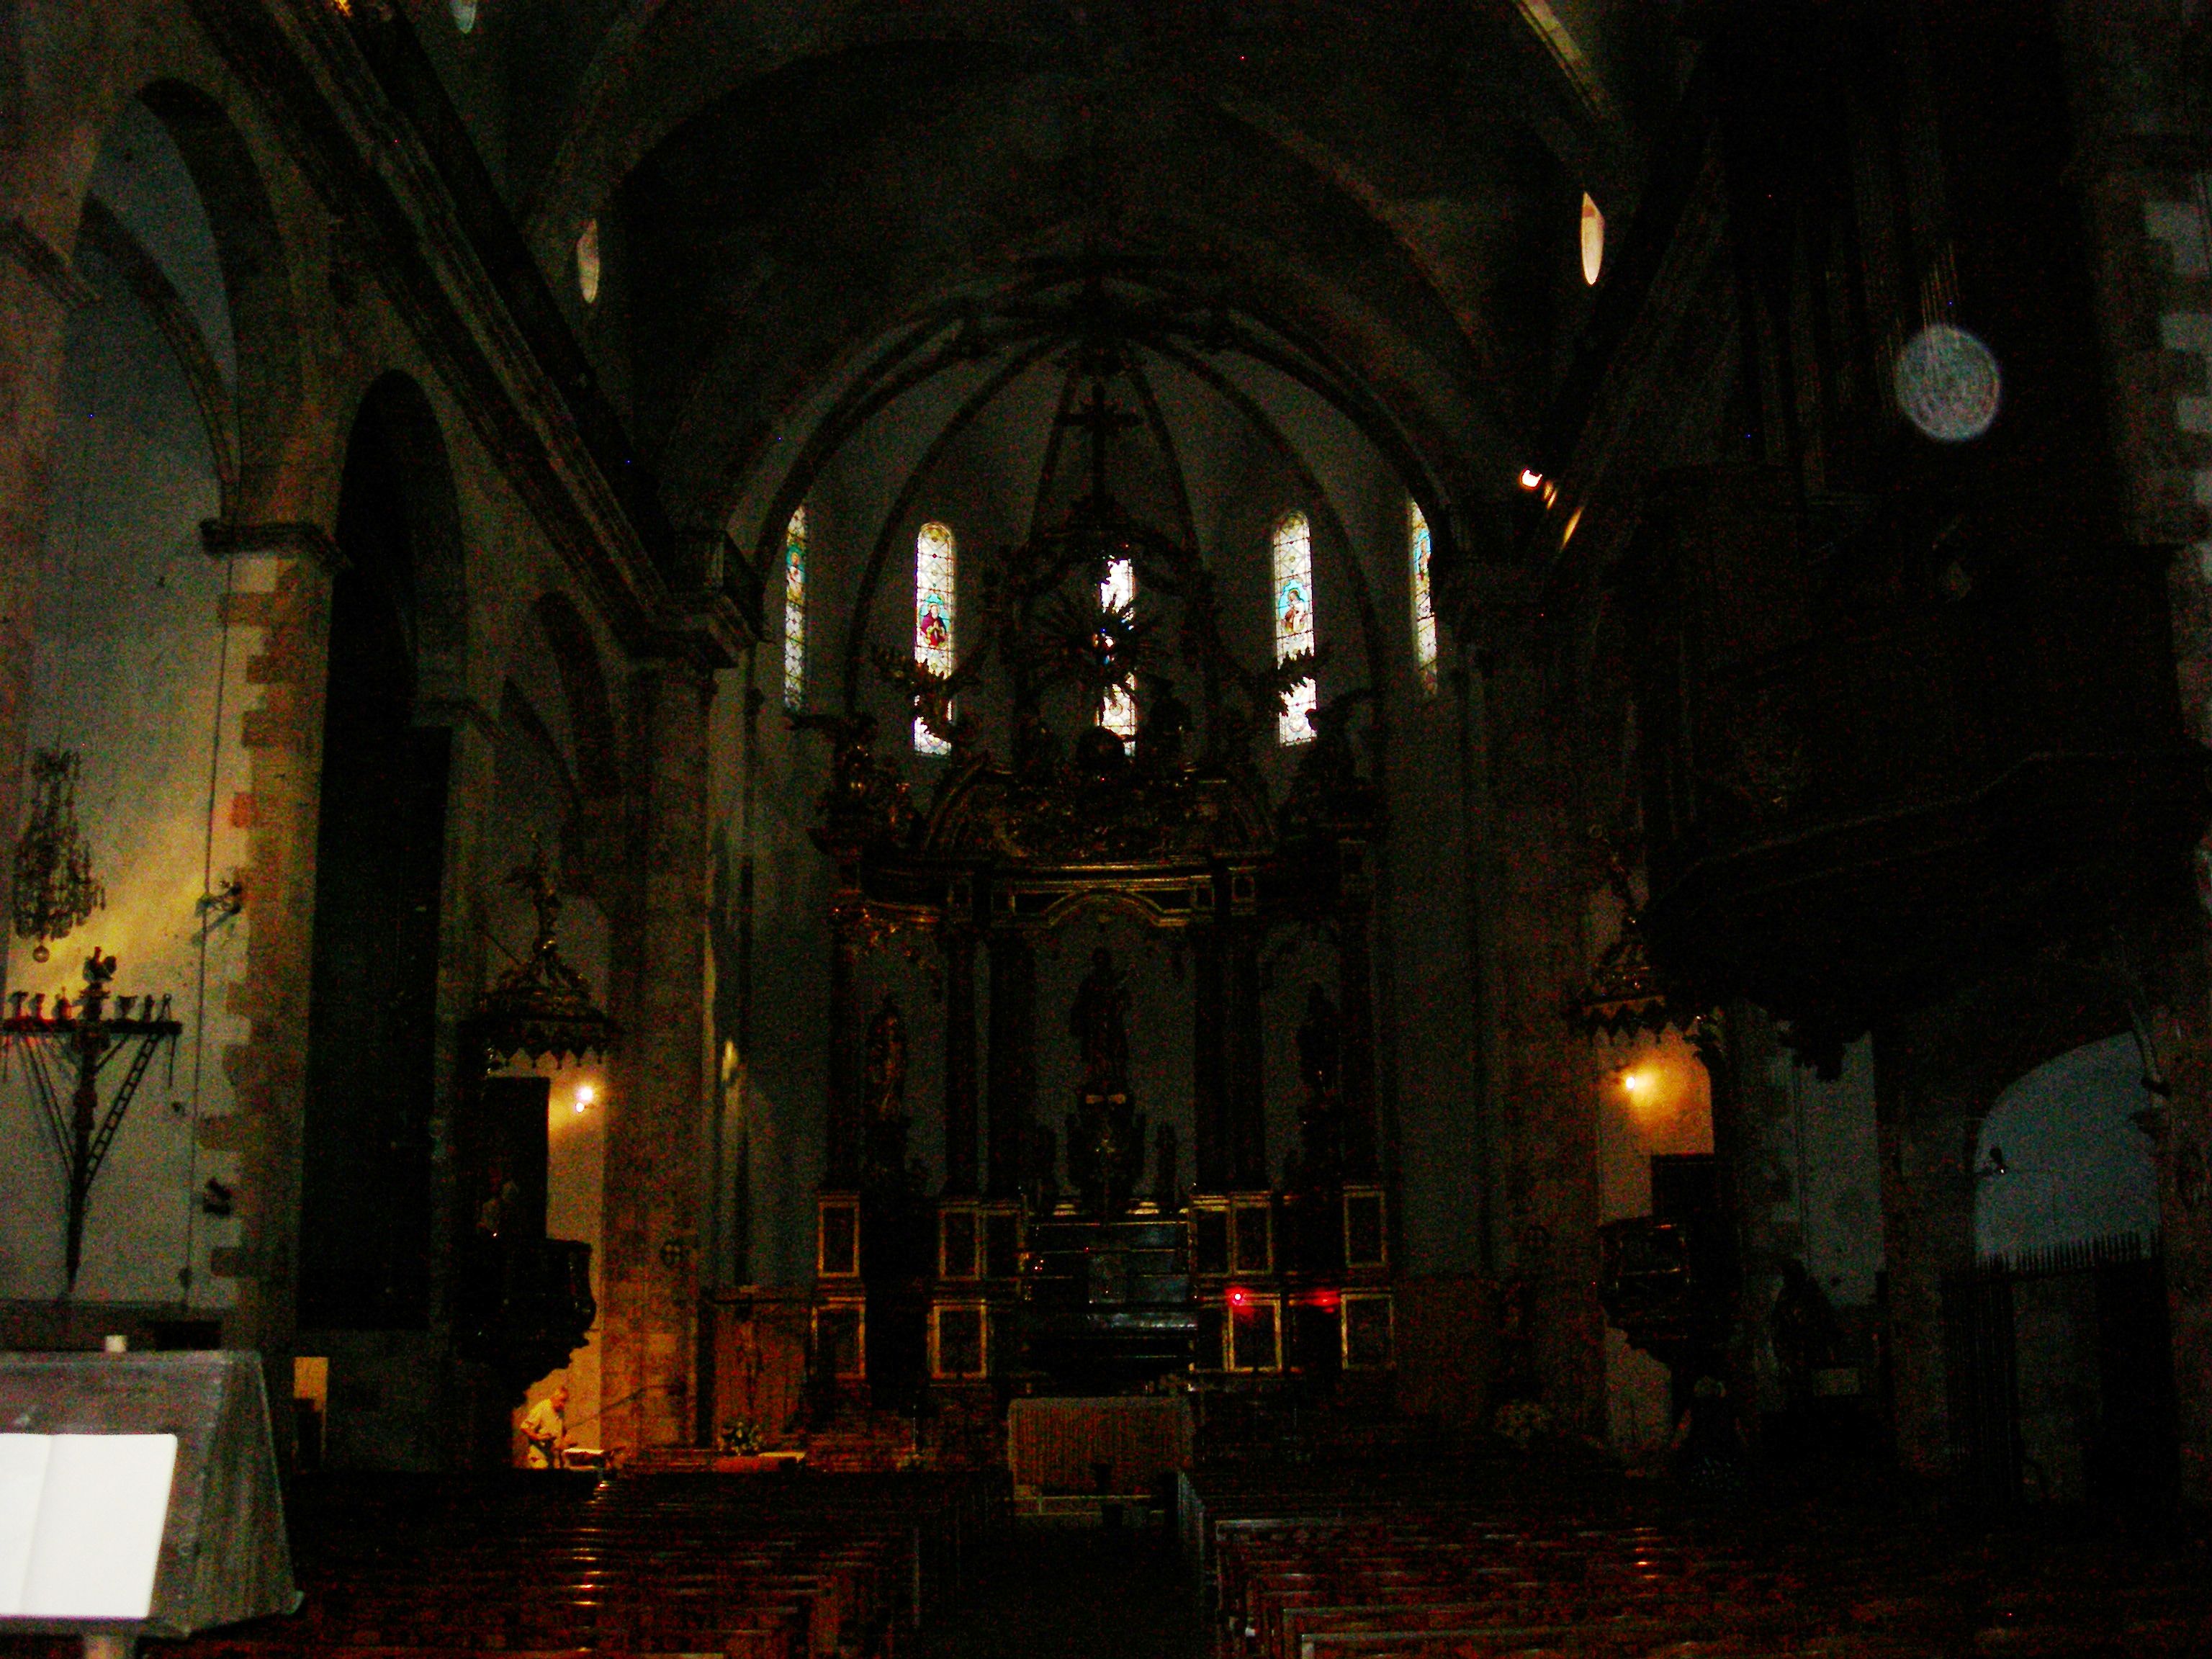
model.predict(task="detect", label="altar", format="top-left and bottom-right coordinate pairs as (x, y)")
top-left (1007, 1395), bottom-right (1192, 1504)
top-left (793, 320), bottom-right (1395, 1431)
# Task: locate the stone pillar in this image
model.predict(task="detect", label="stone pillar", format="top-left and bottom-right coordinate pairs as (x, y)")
top-left (942, 928), bottom-right (979, 1195)
top-left (2133, 914), bottom-right (2212, 1502)
top-left (422, 696), bottom-right (498, 1465)
top-left (603, 659), bottom-right (713, 1455)
top-left (1192, 926), bottom-right (1228, 1190)
top-left (985, 931), bottom-right (1035, 1197)
top-left (1871, 1017), bottom-right (1982, 1477)
top-left (1337, 888), bottom-right (1380, 1181)
top-left (825, 915), bottom-right (862, 1188)
top-left (1228, 924), bottom-right (1268, 1188)
top-left (196, 529), bottom-right (339, 1427)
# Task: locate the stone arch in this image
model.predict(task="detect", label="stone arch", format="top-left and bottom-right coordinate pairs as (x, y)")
top-left (297, 372), bottom-right (469, 1339)
top-left (339, 372), bottom-right (470, 712)
top-left (133, 79), bottom-right (302, 524)
top-left (1975, 1033), bottom-right (2162, 1261)
top-left (534, 591), bottom-right (622, 802)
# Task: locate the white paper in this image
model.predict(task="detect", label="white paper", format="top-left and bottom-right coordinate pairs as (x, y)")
top-left (0, 1436), bottom-right (53, 1614)
top-left (15, 1434), bottom-right (177, 1620)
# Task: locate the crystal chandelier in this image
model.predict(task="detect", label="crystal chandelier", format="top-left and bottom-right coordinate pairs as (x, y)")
top-left (12, 750), bottom-right (103, 964)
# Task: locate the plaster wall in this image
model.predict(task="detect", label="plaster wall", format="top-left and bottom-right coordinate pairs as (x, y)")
top-left (0, 101), bottom-right (251, 1312)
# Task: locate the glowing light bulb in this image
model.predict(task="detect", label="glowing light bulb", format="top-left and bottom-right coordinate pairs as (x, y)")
top-left (1519, 468), bottom-right (1545, 492)
top-left (1620, 1070), bottom-right (1645, 1094)
top-left (574, 1083), bottom-right (596, 1115)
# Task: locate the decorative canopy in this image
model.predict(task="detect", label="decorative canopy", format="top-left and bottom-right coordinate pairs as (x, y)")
top-left (473, 846), bottom-right (619, 1067)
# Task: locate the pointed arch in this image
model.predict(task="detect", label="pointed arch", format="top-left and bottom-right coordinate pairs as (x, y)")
top-left (536, 591), bottom-right (622, 801)
top-left (134, 80), bottom-right (302, 523)
top-left (340, 372), bottom-right (469, 711)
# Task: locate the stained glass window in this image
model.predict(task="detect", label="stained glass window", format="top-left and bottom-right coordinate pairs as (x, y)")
top-left (1408, 498), bottom-right (1438, 698)
top-left (576, 218), bottom-right (601, 305)
top-left (914, 521), bottom-right (956, 755)
top-left (782, 506), bottom-right (807, 709)
top-left (1272, 511), bottom-right (1316, 745)
top-left (1100, 555), bottom-right (1138, 740)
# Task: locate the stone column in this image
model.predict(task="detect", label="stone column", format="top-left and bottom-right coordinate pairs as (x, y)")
top-left (1192, 926), bottom-right (1228, 1190)
top-left (985, 931), bottom-right (1035, 1197)
top-left (1337, 885), bottom-right (1380, 1181)
top-left (1871, 1017), bottom-right (1982, 1477)
top-left (421, 696), bottom-right (498, 1465)
top-left (1228, 924), bottom-right (1268, 1188)
top-left (603, 659), bottom-right (714, 1455)
top-left (824, 915), bottom-right (862, 1188)
top-left (2143, 916), bottom-right (2212, 1504)
top-left (195, 528), bottom-right (339, 1434)
top-left (942, 928), bottom-right (979, 1194)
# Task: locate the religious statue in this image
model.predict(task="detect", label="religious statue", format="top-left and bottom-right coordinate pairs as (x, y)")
top-left (1071, 723), bottom-right (1131, 780)
top-left (862, 993), bottom-right (912, 1192)
top-left (1770, 1259), bottom-right (1843, 1412)
top-left (1294, 984), bottom-right (1345, 1184)
top-left (1070, 946), bottom-right (1131, 1105)
top-left (1137, 674), bottom-right (1190, 772)
top-left (791, 709), bottom-right (914, 845)
top-left (1064, 946), bottom-right (1145, 1217)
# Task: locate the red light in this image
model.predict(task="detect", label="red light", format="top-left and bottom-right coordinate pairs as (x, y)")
top-left (1519, 468), bottom-right (1545, 491)
top-left (1308, 1291), bottom-right (1341, 1312)
top-left (1226, 1286), bottom-right (1251, 1310)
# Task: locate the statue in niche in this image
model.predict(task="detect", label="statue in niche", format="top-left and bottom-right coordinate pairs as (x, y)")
top-left (1072, 723), bottom-right (1131, 781)
top-left (862, 992), bottom-right (912, 1192)
top-left (1769, 1259), bottom-right (1843, 1412)
top-left (1012, 706), bottom-right (1063, 780)
top-left (1065, 946), bottom-right (1145, 1216)
top-left (1137, 675), bottom-right (1190, 773)
top-left (1071, 946), bottom-right (1132, 1102)
top-left (1295, 984), bottom-right (1345, 1185)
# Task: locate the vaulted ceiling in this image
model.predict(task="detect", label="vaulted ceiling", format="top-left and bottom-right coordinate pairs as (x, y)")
top-left (412, 0), bottom-right (1668, 572)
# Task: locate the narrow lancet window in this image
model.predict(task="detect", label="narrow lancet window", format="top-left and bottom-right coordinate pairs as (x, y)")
top-left (1409, 498), bottom-right (1438, 698)
top-left (915, 521), bottom-right (957, 755)
top-left (782, 506), bottom-right (807, 709)
top-left (576, 218), bottom-right (601, 305)
top-left (1581, 192), bottom-right (1605, 286)
top-left (1100, 554), bottom-right (1138, 740)
top-left (1273, 510), bottom-right (1316, 745)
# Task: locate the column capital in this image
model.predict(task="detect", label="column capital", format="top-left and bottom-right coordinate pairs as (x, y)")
top-left (200, 518), bottom-right (346, 572)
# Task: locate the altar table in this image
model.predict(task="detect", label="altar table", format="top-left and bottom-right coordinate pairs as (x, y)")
top-left (1007, 1395), bottom-right (1192, 1495)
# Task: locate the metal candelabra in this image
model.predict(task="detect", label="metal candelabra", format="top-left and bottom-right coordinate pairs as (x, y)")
top-left (4, 949), bottom-right (181, 1291)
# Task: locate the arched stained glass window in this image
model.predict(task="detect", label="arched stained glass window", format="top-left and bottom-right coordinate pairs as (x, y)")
top-left (1408, 498), bottom-right (1438, 698)
top-left (914, 521), bottom-right (957, 755)
top-left (782, 506), bottom-right (807, 709)
top-left (576, 218), bottom-right (601, 305)
top-left (1581, 192), bottom-right (1605, 286)
top-left (1100, 554), bottom-right (1138, 740)
top-left (1272, 511), bottom-right (1316, 745)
